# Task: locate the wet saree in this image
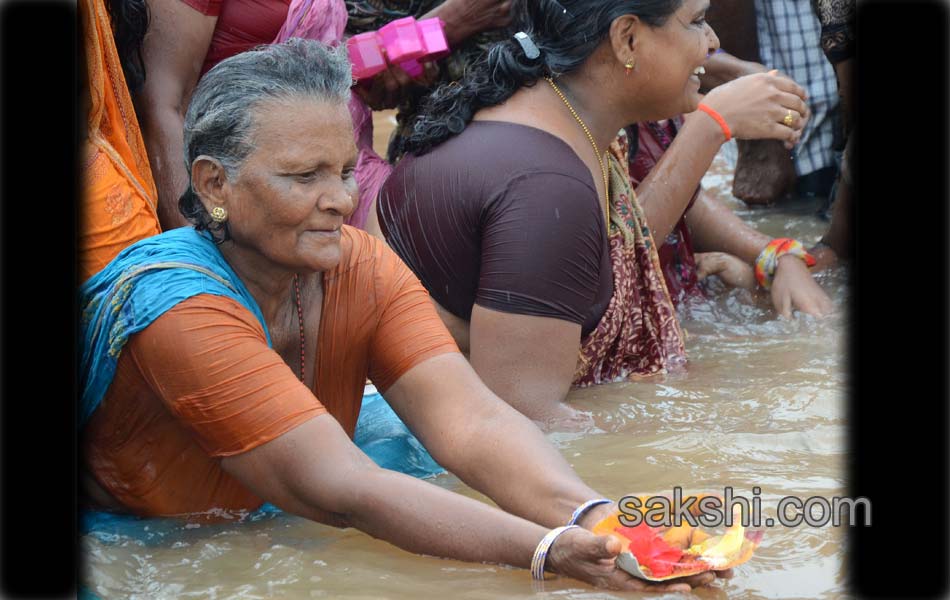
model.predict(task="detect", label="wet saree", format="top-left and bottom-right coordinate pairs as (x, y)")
top-left (629, 119), bottom-right (705, 307)
top-left (79, 227), bottom-right (269, 428)
top-left (80, 0), bottom-right (161, 283)
top-left (573, 133), bottom-right (687, 386)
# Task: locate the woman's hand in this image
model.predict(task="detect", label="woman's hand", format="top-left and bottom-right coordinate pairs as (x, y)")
top-left (546, 528), bottom-right (730, 592)
top-left (429, 0), bottom-right (512, 46)
top-left (695, 252), bottom-right (756, 290)
top-left (770, 255), bottom-right (833, 318)
top-left (701, 70), bottom-right (810, 149)
top-left (353, 61), bottom-right (439, 111)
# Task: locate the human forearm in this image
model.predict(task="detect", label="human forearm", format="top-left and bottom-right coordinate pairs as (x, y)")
top-left (424, 2), bottom-right (477, 46)
top-left (638, 67), bottom-right (811, 242)
top-left (637, 113), bottom-right (724, 242)
top-left (686, 190), bottom-right (832, 317)
top-left (384, 353), bottom-right (603, 529)
top-left (224, 416), bottom-right (546, 567)
top-left (344, 467), bottom-right (546, 566)
top-left (444, 397), bottom-right (605, 529)
top-left (140, 107), bottom-right (192, 230)
top-left (422, 0), bottom-right (511, 47)
top-left (684, 188), bottom-right (769, 263)
top-left (433, 384), bottom-right (619, 532)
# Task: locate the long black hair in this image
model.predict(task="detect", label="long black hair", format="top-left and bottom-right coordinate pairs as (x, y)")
top-left (399, 0), bottom-right (682, 156)
top-left (105, 0), bottom-right (150, 92)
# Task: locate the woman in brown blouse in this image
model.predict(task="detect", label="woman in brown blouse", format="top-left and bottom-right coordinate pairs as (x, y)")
top-left (379, 0), bottom-right (822, 424)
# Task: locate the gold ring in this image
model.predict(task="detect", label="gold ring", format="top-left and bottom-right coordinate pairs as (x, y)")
top-left (783, 110), bottom-right (794, 127)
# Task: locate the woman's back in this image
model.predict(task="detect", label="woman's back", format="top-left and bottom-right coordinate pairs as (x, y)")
top-left (378, 120), bottom-right (613, 337)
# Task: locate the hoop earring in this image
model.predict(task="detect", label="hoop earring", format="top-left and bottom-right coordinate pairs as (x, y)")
top-left (210, 206), bottom-right (228, 223)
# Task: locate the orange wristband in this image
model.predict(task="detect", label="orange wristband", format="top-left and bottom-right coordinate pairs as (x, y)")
top-left (696, 103), bottom-right (732, 142)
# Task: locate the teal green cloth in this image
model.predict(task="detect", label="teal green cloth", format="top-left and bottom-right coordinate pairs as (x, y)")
top-left (79, 227), bottom-right (270, 429)
top-left (353, 390), bottom-right (444, 478)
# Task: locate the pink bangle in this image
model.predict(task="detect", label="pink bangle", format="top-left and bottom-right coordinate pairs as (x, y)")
top-left (696, 103), bottom-right (732, 142)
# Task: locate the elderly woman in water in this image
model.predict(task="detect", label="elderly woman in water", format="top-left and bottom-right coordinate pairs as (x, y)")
top-left (78, 40), bottom-right (729, 591)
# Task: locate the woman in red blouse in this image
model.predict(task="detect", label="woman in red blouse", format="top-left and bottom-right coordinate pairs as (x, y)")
top-left (134, 0), bottom-right (512, 232)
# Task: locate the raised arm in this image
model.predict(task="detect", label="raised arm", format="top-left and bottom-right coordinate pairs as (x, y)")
top-left (699, 50), bottom-right (767, 91)
top-left (136, 0), bottom-right (216, 230)
top-left (637, 71), bottom-right (810, 242)
top-left (421, 0), bottom-right (512, 47)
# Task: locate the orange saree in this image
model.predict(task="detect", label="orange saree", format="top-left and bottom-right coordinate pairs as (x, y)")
top-left (80, 0), bottom-right (160, 283)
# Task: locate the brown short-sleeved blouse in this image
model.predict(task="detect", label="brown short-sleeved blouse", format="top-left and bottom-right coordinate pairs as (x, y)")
top-left (378, 121), bottom-right (613, 337)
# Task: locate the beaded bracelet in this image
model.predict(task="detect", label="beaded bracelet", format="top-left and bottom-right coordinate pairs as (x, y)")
top-left (531, 525), bottom-right (580, 580)
top-left (567, 498), bottom-right (613, 526)
top-left (754, 238), bottom-right (817, 289)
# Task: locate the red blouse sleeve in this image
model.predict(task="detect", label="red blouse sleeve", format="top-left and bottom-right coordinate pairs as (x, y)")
top-left (179, 0), bottom-right (223, 16)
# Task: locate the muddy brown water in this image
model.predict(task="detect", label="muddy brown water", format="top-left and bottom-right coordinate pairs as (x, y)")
top-left (82, 116), bottom-right (849, 599)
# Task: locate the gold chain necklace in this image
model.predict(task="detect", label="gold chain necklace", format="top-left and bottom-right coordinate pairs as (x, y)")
top-left (545, 77), bottom-right (610, 229)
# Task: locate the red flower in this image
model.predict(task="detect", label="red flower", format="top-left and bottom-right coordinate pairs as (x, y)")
top-left (614, 524), bottom-right (684, 578)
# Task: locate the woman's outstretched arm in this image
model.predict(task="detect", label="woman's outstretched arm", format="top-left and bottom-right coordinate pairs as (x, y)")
top-left (686, 188), bottom-right (833, 317)
top-left (221, 403), bottom-right (716, 592)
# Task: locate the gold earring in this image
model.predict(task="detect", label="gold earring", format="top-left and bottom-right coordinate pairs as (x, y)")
top-left (210, 206), bottom-right (228, 223)
top-left (625, 60), bottom-right (635, 75)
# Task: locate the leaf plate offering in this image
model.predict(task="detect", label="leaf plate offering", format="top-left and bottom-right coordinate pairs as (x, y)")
top-left (592, 494), bottom-right (764, 581)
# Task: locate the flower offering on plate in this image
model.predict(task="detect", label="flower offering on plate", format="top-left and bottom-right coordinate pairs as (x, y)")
top-left (592, 494), bottom-right (764, 581)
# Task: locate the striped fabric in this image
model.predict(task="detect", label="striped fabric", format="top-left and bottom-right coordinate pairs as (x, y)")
top-left (755, 0), bottom-right (839, 177)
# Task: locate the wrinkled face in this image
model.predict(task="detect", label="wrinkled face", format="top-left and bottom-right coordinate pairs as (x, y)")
top-left (634, 0), bottom-right (719, 119)
top-left (224, 97), bottom-right (358, 273)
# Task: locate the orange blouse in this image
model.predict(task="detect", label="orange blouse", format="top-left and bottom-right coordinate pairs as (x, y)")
top-left (82, 227), bottom-right (459, 516)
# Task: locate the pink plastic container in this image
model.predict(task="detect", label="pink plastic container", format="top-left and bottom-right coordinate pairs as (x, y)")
top-left (347, 31), bottom-right (387, 80)
top-left (417, 18), bottom-right (449, 59)
top-left (347, 16), bottom-right (450, 81)
top-left (378, 16), bottom-right (426, 64)
top-left (398, 59), bottom-right (424, 78)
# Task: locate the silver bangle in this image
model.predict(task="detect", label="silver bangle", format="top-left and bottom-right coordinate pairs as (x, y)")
top-left (567, 498), bottom-right (613, 526)
top-left (531, 525), bottom-right (579, 580)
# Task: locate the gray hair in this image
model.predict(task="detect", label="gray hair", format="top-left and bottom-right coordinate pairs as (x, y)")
top-left (179, 39), bottom-right (353, 240)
